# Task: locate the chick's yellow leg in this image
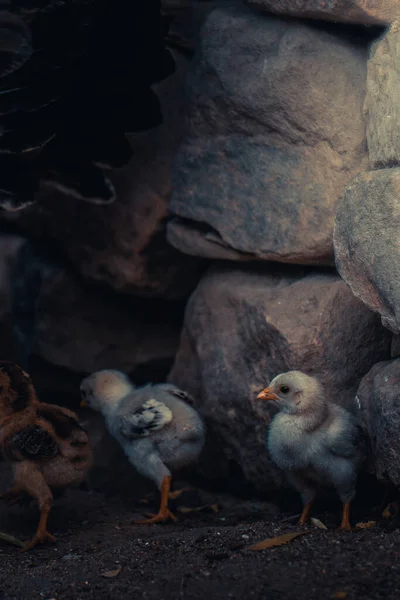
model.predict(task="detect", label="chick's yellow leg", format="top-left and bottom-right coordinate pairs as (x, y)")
top-left (22, 500), bottom-right (55, 552)
top-left (135, 475), bottom-right (177, 524)
top-left (298, 500), bottom-right (313, 525)
top-left (12, 463), bottom-right (56, 551)
top-left (339, 502), bottom-right (352, 531)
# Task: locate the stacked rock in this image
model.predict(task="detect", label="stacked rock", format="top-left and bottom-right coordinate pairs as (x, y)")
top-left (334, 18), bottom-right (400, 489)
top-left (0, 0), bottom-right (399, 493)
top-left (167, 1), bottom-right (397, 491)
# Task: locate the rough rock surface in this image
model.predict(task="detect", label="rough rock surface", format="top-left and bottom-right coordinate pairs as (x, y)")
top-left (167, 5), bottom-right (369, 266)
top-left (334, 168), bottom-right (400, 333)
top-left (244, 0), bottom-right (397, 25)
top-left (364, 21), bottom-right (400, 169)
top-left (0, 232), bottom-right (25, 360)
top-left (356, 359), bottom-right (400, 487)
top-left (1, 51), bottom-right (203, 299)
top-left (0, 233), bottom-right (24, 321)
top-left (12, 243), bottom-right (182, 375)
top-left (162, 0), bottom-right (233, 54)
top-left (168, 265), bottom-right (391, 491)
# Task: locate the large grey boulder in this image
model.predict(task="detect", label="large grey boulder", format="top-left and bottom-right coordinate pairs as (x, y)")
top-left (356, 359), bottom-right (400, 487)
top-left (244, 0), bottom-right (397, 26)
top-left (334, 168), bottom-right (400, 333)
top-left (168, 266), bottom-right (391, 491)
top-left (167, 5), bottom-right (369, 266)
top-left (364, 21), bottom-right (400, 169)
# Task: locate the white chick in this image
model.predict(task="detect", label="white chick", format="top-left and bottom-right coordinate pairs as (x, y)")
top-left (80, 369), bottom-right (205, 524)
top-left (257, 371), bottom-right (364, 530)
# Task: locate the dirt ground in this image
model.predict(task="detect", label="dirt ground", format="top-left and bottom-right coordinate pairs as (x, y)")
top-left (0, 481), bottom-right (400, 600)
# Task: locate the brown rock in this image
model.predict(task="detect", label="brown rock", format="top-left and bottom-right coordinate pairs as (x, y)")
top-left (1, 51), bottom-right (203, 299)
top-left (356, 359), bottom-right (400, 486)
top-left (334, 168), bottom-right (400, 333)
top-left (167, 5), bottom-right (369, 266)
top-left (364, 21), bottom-right (400, 168)
top-left (244, 0), bottom-right (397, 25)
top-left (12, 243), bottom-right (182, 375)
top-left (168, 265), bottom-right (391, 491)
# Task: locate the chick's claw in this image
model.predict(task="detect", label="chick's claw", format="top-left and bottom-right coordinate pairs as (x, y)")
top-left (168, 488), bottom-right (192, 500)
top-left (21, 530), bottom-right (56, 552)
top-left (0, 491), bottom-right (20, 505)
top-left (135, 508), bottom-right (177, 524)
top-left (7, 494), bottom-right (30, 507)
top-left (0, 489), bottom-right (32, 507)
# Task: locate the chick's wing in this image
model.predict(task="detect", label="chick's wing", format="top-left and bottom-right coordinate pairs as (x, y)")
top-left (8, 424), bottom-right (58, 460)
top-left (119, 398), bottom-right (173, 438)
top-left (36, 405), bottom-right (87, 439)
top-left (327, 419), bottom-right (364, 459)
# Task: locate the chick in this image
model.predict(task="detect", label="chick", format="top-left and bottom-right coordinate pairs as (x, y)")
top-left (257, 371), bottom-right (364, 530)
top-left (80, 369), bottom-right (205, 524)
top-left (0, 361), bottom-right (92, 551)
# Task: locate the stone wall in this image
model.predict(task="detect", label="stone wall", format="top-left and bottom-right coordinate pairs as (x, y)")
top-left (0, 0), bottom-right (398, 494)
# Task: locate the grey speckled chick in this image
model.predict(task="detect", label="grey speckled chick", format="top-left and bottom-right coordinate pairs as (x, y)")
top-left (80, 369), bottom-right (205, 524)
top-left (257, 371), bottom-right (364, 531)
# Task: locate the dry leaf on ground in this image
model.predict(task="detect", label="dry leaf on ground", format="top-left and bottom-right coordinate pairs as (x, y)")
top-left (247, 530), bottom-right (312, 551)
top-left (178, 503), bottom-right (220, 514)
top-left (101, 566), bottom-right (122, 578)
top-left (355, 521), bottom-right (376, 530)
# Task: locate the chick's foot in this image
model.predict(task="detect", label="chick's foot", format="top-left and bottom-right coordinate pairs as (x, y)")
top-left (135, 475), bottom-right (177, 524)
top-left (21, 530), bottom-right (56, 552)
top-left (168, 488), bottom-right (192, 500)
top-left (0, 487), bottom-right (24, 505)
top-left (135, 508), bottom-right (177, 524)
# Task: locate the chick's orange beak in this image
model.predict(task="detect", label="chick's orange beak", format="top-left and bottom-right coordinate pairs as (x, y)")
top-left (80, 400), bottom-right (87, 408)
top-left (257, 387), bottom-right (280, 401)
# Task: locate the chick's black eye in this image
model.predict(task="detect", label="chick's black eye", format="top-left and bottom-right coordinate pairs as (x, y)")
top-left (280, 385), bottom-right (290, 394)
top-left (81, 389), bottom-right (87, 398)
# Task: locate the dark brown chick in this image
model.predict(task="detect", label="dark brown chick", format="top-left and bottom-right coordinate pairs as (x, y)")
top-left (0, 361), bottom-right (92, 551)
